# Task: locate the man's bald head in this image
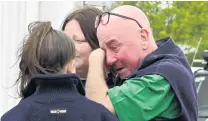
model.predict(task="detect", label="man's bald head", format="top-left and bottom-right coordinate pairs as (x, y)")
top-left (110, 5), bottom-right (151, 32)
top-left (97, 5), bottom-right (154, 45)
top-left (96, 5), bottom-right (157, 78)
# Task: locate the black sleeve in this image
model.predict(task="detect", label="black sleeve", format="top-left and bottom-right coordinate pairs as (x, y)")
top-left (101, 108), bottom-right (120, 121)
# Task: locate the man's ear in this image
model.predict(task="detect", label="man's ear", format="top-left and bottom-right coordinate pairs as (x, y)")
top-left (66, 59), bottom-right (76, 74)
top-left (140, 29), bottom-right (149, 50)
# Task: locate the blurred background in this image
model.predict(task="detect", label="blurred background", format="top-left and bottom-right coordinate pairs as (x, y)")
top-left (1, 1), bottom-right (208, 119)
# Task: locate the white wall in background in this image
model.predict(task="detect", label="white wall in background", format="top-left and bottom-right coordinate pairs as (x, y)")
top-left (0, 1), bottom-right (75, 116)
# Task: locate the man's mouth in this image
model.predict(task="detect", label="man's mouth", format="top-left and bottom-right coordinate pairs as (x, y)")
top-left (116, 67), bottom-right (124, 72)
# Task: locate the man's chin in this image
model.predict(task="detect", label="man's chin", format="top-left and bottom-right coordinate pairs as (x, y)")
top-left (118, 73), bottom-right (129, 79)
top-left (116, 69), bottom-right (130, 78)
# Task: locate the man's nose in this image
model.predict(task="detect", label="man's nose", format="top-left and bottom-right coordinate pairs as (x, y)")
top-left (106, 51), bottom-right (117, 66)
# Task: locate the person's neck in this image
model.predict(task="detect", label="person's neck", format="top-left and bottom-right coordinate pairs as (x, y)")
top-left (80, 77), bottom-right (86, 81)
top-left (137, 42), bottom-right (158, 70)
top-left (76, 69), bottom-right (87, 81)
top-left (152, 41), bottom-right (158, 51)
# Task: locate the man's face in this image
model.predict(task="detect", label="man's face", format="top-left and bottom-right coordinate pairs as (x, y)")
top-left (97, 19), bottom-right (145, 78)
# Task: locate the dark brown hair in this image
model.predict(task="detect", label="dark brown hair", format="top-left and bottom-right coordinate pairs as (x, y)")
top-left (61, 6), bottom-right (103, 49)
top-left (17, 21), bottom-right (76, 97)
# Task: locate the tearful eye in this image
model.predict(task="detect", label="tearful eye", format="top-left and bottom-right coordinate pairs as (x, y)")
top-left (110, 44), bottom-right (120, 51)
top-left (111, 45), bottom-right (117, 50)
top-left (107, 40), bottom-right (121, 52)
top-left (74, 39), bottom-right (87, 44)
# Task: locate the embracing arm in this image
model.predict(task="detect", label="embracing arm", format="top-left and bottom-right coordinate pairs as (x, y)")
top-left (85, 49), bottom-right (115, 114)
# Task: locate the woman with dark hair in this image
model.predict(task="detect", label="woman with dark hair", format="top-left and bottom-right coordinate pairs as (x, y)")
top-left (1, 21), bottom-right (119, 121)
top-left (61, 6), bottom-right (122, 87)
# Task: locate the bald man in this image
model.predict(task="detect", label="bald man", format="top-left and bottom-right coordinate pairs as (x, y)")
top-left (85, 5), bottom-right (197, 121)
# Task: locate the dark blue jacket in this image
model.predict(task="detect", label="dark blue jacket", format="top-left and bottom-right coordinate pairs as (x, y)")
top-left (1, 74), bottom-right (119, 121)
top-left (128, 37), bottom-right (198, 121)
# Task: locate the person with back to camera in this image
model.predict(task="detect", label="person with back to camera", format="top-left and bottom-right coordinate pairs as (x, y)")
top-left (1, 21), bottom-right (119, 121)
